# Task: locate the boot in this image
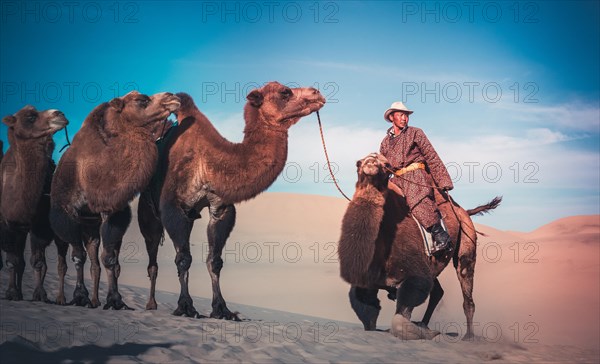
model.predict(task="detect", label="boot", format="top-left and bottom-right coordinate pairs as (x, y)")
top-left (427, 222), bottom-right (453, 255)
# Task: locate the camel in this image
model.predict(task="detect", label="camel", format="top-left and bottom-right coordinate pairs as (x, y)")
top-left (0, 106), bottom-right (69, 303)
top-left (50, 91), bottom-right (180, 309)
top-left (0, 140), bottom-right (3, 271)
top-left (338, 153), bottom-right (501, 340)
top-left (138, 81), bottom-right (325, 319)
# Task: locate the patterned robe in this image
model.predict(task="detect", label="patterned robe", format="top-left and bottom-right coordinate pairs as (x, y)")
top-left (380, 126), bottom-right (453, 228)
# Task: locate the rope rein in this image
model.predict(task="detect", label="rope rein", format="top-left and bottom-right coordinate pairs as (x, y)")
top-left (316, 111), bottom-right (351, 201)
top-left (58, 127), bottom-right (71, 153)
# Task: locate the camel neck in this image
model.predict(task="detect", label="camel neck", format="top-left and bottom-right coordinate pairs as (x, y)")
top-left (10, 133), bottom-right (54, 170)
top-left (353, 183), bottom-right (387, 207)
top-left (1, 134), bottom-right (54, 223)
top-left (209, 126), bottom-right (290, 204)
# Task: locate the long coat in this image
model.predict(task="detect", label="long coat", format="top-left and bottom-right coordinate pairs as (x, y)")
top-left (380, 126), bottom-right (453, 211)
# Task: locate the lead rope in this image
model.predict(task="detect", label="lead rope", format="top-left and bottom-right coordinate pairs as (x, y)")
top-left (316, 111), bottom-right (351, 202)
top-left (58, 127), bottom-right (72, 153)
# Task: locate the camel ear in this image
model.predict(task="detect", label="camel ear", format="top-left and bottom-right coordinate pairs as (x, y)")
top-left (2, 115), bottom-right (16, 127)
top-left (247, 90), bottom-right (264, 108)
top-left (109, 97), bottom-right (125, 112)
top-left (356, 160), bottom-right (363, 170)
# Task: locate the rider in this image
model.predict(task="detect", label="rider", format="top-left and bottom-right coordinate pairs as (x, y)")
top-left (379, 101), bottom-right (453, 255)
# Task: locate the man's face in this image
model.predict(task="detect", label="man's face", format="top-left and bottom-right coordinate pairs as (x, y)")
top-left (390, 111), bottom-right (409, 129)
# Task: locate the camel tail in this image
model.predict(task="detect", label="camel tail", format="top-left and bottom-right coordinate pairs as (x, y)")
top-left (467, 196), bottom-right (502, 216)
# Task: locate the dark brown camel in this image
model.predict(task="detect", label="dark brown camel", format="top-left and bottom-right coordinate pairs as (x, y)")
top-left (0, 140), bottom-right (3, 271)
top-left (0, 106), bottom-right (69, 302)
top-left (50, 91), bottom-right (180, 309)
top-left (138, 82), bottom-right (325, 319)
top-left (338, 153), bottom-right (501, 340)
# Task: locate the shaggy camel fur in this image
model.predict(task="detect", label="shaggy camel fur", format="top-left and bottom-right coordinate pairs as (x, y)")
top-left (138, 82), bottom-right (325, 318)
top-left (338, 153), bottom-right (501, 340)
top-left (50, 91), bottom-right (180, 309)
top-left (1, 106), bottom-right (69, 302)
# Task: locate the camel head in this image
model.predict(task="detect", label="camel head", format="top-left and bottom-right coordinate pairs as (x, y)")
top-left (356, 153), bottom-right (391, 191)
top-left (107, 90), bottom-right (181, 132)
top-left (244, 81), bottom-right (326, 131)
top-left (3, 105), bottom-right (68, 141)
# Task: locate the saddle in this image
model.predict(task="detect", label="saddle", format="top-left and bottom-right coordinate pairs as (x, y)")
top-left (409, 214), bottom-right (448, 257)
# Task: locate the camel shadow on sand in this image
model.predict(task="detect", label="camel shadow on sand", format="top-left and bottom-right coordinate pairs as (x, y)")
top-left (0, 338), bottom-right (172, 364)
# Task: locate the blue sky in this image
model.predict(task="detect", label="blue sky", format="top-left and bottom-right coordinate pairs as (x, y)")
top-left (1, 1), bottom-right (598, 231)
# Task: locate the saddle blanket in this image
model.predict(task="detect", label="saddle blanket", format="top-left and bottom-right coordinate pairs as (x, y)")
top-left (410, 214), bottom-right (448, 257)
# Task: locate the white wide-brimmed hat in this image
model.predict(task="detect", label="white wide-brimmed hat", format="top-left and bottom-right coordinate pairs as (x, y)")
top-left (384, 101), bottom-right (413, 122)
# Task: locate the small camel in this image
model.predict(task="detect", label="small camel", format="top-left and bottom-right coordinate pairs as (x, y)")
top-left (138, 82), bottom-right (325, 319)
top-left (50, 91), bottom-right (180, 309)
top-left (338, 153), bottom-right (501, 340)
top-left (1, 106), bottom-right (70, 303)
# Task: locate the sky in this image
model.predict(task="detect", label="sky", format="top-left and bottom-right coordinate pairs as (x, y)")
top-left (1, 0), bottom-right (598, 231)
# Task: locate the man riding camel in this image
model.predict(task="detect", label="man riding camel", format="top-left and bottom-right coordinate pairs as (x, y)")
top-left (380, 101), bottom-right (453, 256)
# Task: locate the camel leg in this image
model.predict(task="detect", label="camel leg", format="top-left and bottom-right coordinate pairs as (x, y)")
top-left (206, 201), bottom-right (239, 321)
top-left (101, 207), bottom-right (132, 310)
top-left (68, 240), bottom-right (94, 307)
top-left (391, 276), bottom-right (439, 340)
top-left (49, 205), bottom-right (93, 307)
top-left (54, 237), bottom-right (69, 305)
top-left (2, 229), bottom-right (26, 301)
top-left (29, 229), bottom-right (53, 303)
top-left (162, 201), bottom-right (201, 318)
top-left (417, 278), bottom-right (444, 328)
top-left (82, 224), bottom-right (102, 308)
top-left (456, 254), bottom-right (476, 341)
top-left (138, 192), bottom-right (163, 310)
top-left (349, 286), bottom-right (380, 330)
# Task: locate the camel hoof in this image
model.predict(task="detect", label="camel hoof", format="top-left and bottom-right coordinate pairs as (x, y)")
top-left (32, 287), bottom-right (52, 303)
top-left (103, 292), bottom-right (133, 310)
top-left (69, 286), bottom-right (93, 307)
top-left (146, 299), bottom-right (157, 311)
top-left (55, 295), bottom-right (67, 306)
top-left (90, 297), bottom-right (101, 309)
top-left (210, 308), bottom-right (241, 321)
top-left (391, 314), bottom-right (440, 340)
top-left (173, 296), bottom-right (203, 318)
top-left (5, 288), bottom-right (23, 301)
top-left (349, 286), bottom-right (380, 331)
top-left (462, 332), bottom-right (476, 341)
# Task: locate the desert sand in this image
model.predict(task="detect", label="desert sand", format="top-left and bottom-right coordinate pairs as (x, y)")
top-left (1, 192), bottom-right (598, 363)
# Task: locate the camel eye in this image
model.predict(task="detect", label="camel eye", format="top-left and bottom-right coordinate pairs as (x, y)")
top-left (280, 88), bottom-right (293, 99)
top-left (137, 98), bottom-right (150, 108)
top-left (27, 114), bottom-right (37, 123)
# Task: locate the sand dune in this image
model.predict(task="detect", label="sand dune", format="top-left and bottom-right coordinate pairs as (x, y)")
top-left (1, 192), bottom-right (598, 362)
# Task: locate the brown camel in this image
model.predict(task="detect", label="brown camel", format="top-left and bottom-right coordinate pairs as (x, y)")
top-left (0, 106), bottom-right (69, 302)
top-left (0, 140), bottom-right (3, 271)
top-left (138, 82), bottom-right (325, 319)
top-left (0, 140), bottom-right (2, 273)
top-left (338, 153), bottom-right (501, 340)
top-left (50, 91), bottom-right (180, 309)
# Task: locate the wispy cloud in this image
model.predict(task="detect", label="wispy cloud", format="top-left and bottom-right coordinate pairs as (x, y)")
top-left (491, 101), bottom-right (600, 133)
top-left (292, 60), bottom-right (475, 84)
